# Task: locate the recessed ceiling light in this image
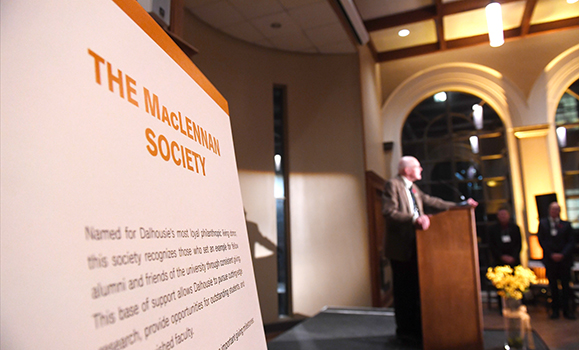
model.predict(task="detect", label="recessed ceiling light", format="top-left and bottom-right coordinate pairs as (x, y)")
top-left (567, 0), bottom-right (578, 4)
top-left (398, 29), bottom-right (410, 37)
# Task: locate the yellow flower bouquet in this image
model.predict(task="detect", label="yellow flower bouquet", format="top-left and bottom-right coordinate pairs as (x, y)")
top-left (486, 265), bottom-right (538, 300)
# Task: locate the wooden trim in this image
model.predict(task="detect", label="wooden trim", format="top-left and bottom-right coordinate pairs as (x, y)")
top-left (169, 0), bottom-right (184, 36)
top-left (365, 171), bottom-right (392, 307)
top-left (364, 6), bottom-right (437, 32)
top-left (112, 0), bottom-right (229, 115)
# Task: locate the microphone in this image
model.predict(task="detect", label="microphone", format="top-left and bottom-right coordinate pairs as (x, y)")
top-left (436, 181), bottom-right (466, 201)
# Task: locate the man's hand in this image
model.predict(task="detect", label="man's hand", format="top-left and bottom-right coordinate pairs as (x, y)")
top-left (466, 198), bottom-right (478, 207)
top-left (415, 215), bottom-right (431, 230)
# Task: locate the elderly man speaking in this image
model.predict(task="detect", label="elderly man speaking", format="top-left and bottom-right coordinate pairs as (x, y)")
top-left (382, 156), bottom-right (478, 346)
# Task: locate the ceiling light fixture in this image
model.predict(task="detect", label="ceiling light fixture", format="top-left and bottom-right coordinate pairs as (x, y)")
top-left (398, 29), bottom-right (410, 37)
top-left (472, 104), bottom-right (484, 130)
top-left (567, 0), bottom-right (578, 4)
top-left (469, 136), bottom-right (480, 154)
top-left (485, 2), bottom-right (504, 47)
top-left (556, 126), bottom-right (567, 147)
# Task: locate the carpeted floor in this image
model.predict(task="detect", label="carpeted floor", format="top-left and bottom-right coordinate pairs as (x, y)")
top-left (267, 307), bottom-right (548, 350)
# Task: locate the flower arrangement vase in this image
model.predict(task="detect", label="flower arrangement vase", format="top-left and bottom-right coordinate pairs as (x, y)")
top-left (502, 296), bottom-right (525, 350)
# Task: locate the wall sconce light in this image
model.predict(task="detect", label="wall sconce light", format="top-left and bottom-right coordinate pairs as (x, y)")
top-left (556, 126), bottom-right (567, 147)
top-left (472, 104), bottom-right (484, 130)
top-left (469, 135), bottom-right (479, 154)
top-left (485, 2), bottom-right (504, 47)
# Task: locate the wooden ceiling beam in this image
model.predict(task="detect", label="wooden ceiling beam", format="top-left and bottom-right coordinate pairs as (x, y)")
top-left (364, 6), bottom-right (436, 32)
top-left (441, 0), bottom-right (521, 16)
top-left (434, 0), bottom-right (446, 51)
top-left (375, 19), bottom-right (579, 62)
top-left (520, 0), bottom-right (538, 36)
top-left (364, 0), bottom-right (524, 33)
top-left (528, 17), bottom-right (579, 35)
top-left (376, 43), bottom-right (439, 62)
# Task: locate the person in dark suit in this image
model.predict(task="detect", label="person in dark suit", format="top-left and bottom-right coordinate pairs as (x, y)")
top-left (489, 206), bottom-right (522, 268)
top-left (537, 201), bottom-right (576, 320)
top-left (488, 206), bottom-right (522, 312)
top-left (382, 156), bottom-right (478, 344)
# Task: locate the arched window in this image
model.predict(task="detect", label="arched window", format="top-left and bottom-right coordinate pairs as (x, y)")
top-left (402, 91), bottom-right (513, 266)
top-left (555, 79), bottom-right (579, 228)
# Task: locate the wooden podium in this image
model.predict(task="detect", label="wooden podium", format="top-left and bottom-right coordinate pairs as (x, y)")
top-left (416, 207), bottom-right (484, 350)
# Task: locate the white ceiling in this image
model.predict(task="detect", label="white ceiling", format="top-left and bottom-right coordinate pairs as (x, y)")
top-left (184, 0), bottom-right (355, 54)
top-left (183, 0), bottom-right (579, 57)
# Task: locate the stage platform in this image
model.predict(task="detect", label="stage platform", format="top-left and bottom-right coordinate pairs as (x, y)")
top-left (267, 307), bottom-right (549, 350)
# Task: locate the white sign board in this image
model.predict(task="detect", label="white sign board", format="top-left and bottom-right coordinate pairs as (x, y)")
top-left (0, 1), bottom-right (267, 349)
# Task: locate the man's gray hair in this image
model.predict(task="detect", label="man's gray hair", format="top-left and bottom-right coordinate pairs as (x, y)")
top-left (398, 156), bottom-right (418, 174)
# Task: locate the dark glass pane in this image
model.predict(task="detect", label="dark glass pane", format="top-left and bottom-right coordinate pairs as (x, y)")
top-left (447, 91), bottom-right (478, 115)
top-left (555, 93), bottom-right (579, 124)
top-left (425, 138), bottom-right (453, 161)
top-left (560, 150), bottom-right (579, 172)
top-left (481, 104), bottom-right (504, 131)
top-left (425, 114), bottom-right (449, 138)
top-left (412, 94), bottom-right (448, 117)
top-left (429, 161), bottom-right (453, 181)
top-left (459, 180), bottom-right (483, 202)
top-left (402, 141), bottom-right (426, 160)
top-left (454, 137), bottom-right (477, 161)
top-left (482, 157), bottom-right (508, 178)
top-left (475, 201), bottom-right (486, 220)
top-left (402, 112), bottom-right (429, 140)
top-left (451, 114), bottom-right (475, 136)
top-left (486, 212), bottom-right (498, 223)
top-left (430, 181), bottom-right (456, 201)
top-left (455, 161), bottom-right (481, 181)
top-left (485, 179), bottom-right (508, 201)
top-left (564, 173), bottom-right (579, 196)
top-left (479, 135), bottom-right (506, 156)
top-left (567, 196), bottom-right (579, 229)
top-left (563, 125), bottom-right (579, 147)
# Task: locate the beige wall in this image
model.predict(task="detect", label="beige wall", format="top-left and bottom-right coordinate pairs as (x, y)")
top-left (183, 12), bottom-right (371, 322)
top-left (359, 45), bottom-right (389, 179)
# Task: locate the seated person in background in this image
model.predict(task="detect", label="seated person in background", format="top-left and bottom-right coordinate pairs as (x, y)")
top-left (538, 202), bottom-right (576, 320)
top-left (489, 206), bottom-right (522, 268)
